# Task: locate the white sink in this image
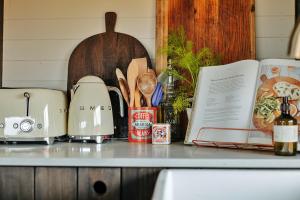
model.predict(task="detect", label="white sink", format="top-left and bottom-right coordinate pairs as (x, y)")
top-left (152, 169), bottom-right (300, 200)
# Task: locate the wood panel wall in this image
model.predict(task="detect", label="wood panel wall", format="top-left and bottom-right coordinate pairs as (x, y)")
top-left (256, 0), bottom-right (295, 59)
top-left (156, 0), bottom-right (256, 68)
top-left (3, 0), bottom-right (155, 90)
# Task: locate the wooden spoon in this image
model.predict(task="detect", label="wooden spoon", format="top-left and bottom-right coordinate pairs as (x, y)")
top-left (135, 58), bottom-right (147, 107)
top-left (137, 71), bottom-right (157, 107)
top-left (127, 60), bottom-right (140, 107)
top-left (148, 69), bottom-right (156, 76)
top-left (116, 68), bottom-right (127, 81)
top-left (119, 78), bottom-right (130, 106)
top-left (116, 68), bottom-right (130, 106)
top-left (136, 57), bottom-right (148, 74)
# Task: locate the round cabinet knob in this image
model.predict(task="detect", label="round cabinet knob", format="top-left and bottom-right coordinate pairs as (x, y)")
top-left (20, 119), bottom-right (34, 133)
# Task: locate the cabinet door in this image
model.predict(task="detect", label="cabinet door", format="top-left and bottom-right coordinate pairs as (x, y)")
top-left (121, 168), bottom-right (163, 200)
top-left (0, 167), bottom-right (34, 200)
top-left (78, 168), bottom-right (121, 200)
top-left (35, 167), bottom-right (77, 200)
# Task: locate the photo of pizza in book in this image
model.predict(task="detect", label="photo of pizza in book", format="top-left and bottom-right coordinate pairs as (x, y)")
top-left (252, 74), bottom-right (300, 134)
top-left (249, 61), bottom-right (300, 145)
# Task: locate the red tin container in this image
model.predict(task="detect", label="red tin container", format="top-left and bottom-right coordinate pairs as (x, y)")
top-left (128, 107), bottom-right (157, 143)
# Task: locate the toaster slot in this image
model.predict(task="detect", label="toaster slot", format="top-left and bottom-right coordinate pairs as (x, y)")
top-left (24, 92), bottom-right (30, 116)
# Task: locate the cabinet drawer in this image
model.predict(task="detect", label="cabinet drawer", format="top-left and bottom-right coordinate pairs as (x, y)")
top-left (78, 168), bottom-right (121, 200)
top-left (0, 167), bottom-right (34, 200)
top-left (35, 167), bottom-right (77, 200)
top-left (122, 168), bottom-right (162, 200)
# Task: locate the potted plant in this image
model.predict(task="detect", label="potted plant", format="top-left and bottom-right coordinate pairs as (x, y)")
top-left (163, 27), bottom-right (220, 117)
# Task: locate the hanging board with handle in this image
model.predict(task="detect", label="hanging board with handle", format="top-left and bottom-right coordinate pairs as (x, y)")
top-left (68, 12), bottom-right (152, 138)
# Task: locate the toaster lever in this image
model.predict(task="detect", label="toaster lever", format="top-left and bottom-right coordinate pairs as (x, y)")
top-left (24, 92), bottom-right (30, 116)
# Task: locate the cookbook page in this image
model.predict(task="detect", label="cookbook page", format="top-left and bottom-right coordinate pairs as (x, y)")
top-left (249, 59), bottom-right (300, 144)
top-left (185, 60), bottom-right (259, 144)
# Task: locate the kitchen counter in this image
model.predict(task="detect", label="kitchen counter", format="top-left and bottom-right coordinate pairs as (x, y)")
top-left (0, 140), bottom-right (300, 168)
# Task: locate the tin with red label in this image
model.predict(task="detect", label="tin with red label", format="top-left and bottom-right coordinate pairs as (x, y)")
top-left (152, 123), bottom-right (171, 144)
top-left (128, 107), bottom-right (157, 143)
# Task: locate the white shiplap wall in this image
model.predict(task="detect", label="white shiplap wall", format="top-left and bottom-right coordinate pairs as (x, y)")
top-left (3, 0), bottom-right (295, 90)
top-left (3, 0), bottom-right (156, 90)
top-left (256, 0), bottom-right (295, 59)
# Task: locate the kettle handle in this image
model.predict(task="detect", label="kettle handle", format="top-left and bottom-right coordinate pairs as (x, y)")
top-left (107, 86), bottom-right (124, 117)
top-left (70, 84), bottom-right (80, 100)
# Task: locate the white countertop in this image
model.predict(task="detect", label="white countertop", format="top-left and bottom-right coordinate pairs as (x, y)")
top-left (0, 140), bottom-right (300, 168)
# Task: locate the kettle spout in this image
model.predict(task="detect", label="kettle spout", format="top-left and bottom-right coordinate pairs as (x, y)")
top-left (107, 86), bottom-right (124, 117)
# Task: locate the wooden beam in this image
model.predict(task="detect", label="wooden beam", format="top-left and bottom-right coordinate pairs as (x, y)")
top-left (155, 0), bottom-right (168, 74)
top-left (250, 0), bottom-right (256, 59)
top-left (0, 0), bottom-right (3, 86)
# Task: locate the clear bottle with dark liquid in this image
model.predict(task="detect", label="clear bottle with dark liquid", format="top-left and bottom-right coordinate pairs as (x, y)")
top-left (163, 59), bottom-right (179, 141)
top-left (273, 96), bottom-right (298, 156)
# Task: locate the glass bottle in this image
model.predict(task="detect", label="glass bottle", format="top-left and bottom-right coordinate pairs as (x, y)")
top-left (157, 101), bottom-right (164, 123)
top-left (163, 59), bottom-right (179, 141)
top-left (273, 96), bottom-right (298, 156)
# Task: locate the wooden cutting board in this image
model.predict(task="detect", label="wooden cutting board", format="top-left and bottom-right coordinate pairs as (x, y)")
top-left (156, 0), bottom-right (255, 67)
top-left (68, 12), bottom-right (152, 137)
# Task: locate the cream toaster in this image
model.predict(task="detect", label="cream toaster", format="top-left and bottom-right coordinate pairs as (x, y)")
top-left (0, 88), bottom-right (67, 144)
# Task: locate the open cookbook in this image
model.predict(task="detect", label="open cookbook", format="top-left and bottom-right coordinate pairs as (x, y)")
top-left (185, 59), bottom-right (300, 145)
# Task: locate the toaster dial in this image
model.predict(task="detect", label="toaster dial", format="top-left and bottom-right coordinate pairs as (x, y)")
top-left (20, 119), bottom-right (34, 133)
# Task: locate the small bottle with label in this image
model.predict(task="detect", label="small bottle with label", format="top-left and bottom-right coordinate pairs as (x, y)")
top-left (273, 96), bottom-right (298, 156)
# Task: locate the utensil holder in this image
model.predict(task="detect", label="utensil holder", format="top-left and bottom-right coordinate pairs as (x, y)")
top-left (128, 107), bottom-right (157, 143)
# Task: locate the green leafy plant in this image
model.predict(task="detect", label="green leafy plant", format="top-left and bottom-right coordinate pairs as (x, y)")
top-left (163, 27), bottom-right (220, 114)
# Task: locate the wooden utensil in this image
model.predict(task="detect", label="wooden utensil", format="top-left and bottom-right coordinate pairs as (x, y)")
top-left (127, 58), bottom-right (148, 107)
top-left (134, 88), bottom-right (142, 107)
top-left (120, 78), bottom-right (130, 96)
top-left (135, 58), bottom-right (148, 107)
top-left (116, 68), bottom-right (130, 93)
top-left (118, 78), bottom-right (130, 106)
top-left (137, 71), bottom-right (157, 107)
top-left (127, 60), bottom-right (140, 107)
top-left (116, 68), bottom-right (130, 105)
top-left (116, 68), bottom-right (126, 81)
top-left (136, 58), bottom-right (148, 74)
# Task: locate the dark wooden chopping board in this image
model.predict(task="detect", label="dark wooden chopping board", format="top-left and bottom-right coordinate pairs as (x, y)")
top-left (68, 12), bottom-right (152, 138)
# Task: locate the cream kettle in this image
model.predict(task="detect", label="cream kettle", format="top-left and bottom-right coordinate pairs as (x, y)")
top-left (68, 75), bottom-right (124, 143)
